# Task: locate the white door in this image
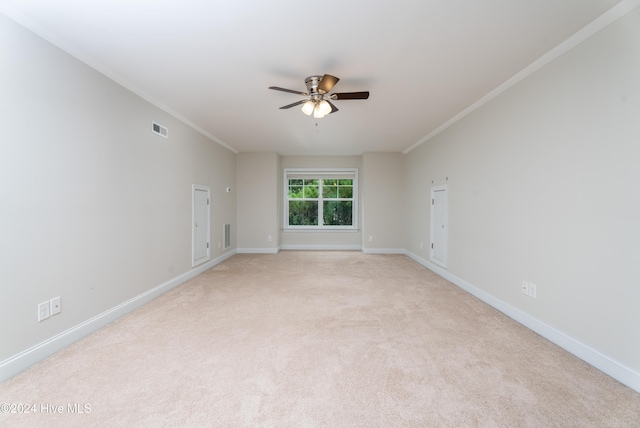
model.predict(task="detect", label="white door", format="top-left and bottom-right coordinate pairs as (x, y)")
top-left (192, 185), bottom-right (210, 266)
top-left (430, 185), bottom-right (448, 268)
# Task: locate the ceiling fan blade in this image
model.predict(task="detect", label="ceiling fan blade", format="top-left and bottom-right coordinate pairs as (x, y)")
top-left (279, 100), bottom-right (307, 109)
top-left (317, 74), bottom-right (340, 93)
top-left (332, 91), bottom-right (370, 100)
top-left (269, 86), bottom-right (308, 96)
top-left (327, 100), bottom-right (339, 114)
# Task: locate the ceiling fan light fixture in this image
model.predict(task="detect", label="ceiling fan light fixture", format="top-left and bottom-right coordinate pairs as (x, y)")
top-left (313, 105), bottom-right (326, 119)
top-left (318, 100), bottom-right (332, 116)
top-left (301, 100), bottom-right (315, 116)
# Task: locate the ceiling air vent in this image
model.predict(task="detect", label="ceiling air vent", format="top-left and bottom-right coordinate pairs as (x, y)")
top-left (152, 121), bottom-right (168, 138)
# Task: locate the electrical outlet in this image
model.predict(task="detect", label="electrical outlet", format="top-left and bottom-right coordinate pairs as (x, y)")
top-left (369, 235), bottom-right (374, 242)
top-left (420, 242), bottom-right (423, 249)
top-left (38, 301), bottom-right (50, 322)
top-left (50, 296), bottom-right (61, 315)
top-left (528, 283), bottom-right (537, 299)
top-left (521, 281), bottom-right (529, 295)
top-left (267, 235), bottom-right (272, 242)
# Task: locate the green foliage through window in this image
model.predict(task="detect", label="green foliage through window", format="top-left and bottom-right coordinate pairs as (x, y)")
top-left (289, 201), bottom-right (318, 225)
top-left (286, 175), bottom-right (355, 228)
top-left (288, 179), bottom-right (318, 199)
top-left (323, 201), bottom-right (352, 226)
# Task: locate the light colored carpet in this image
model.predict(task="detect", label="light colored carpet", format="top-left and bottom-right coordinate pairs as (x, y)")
top-left (1, 252), bottom-right (639, 427)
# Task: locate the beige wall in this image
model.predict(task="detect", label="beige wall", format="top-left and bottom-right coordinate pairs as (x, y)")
top-left (362, 153), bottom-right (405, 251)
top-left (404, 9), bottom-right (640, 373)
top-left (0, 15), bottom-right (236, 362)
top-left (240, 154), bottom-right (406, 251)
top-left (236, 152), bottom-right (280, 251)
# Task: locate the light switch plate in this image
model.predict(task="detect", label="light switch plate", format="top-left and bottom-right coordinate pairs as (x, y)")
top-left (38, 301), bottom-right (50, 322)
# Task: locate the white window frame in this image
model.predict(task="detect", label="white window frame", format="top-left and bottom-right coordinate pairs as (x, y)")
top-left (283, 168), bottom-right (358, 231)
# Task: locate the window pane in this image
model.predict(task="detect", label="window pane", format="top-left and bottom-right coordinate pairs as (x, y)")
top-left (285, 170), bottom-right (356, 229)
top-left (289, 201), bottom-right (318, 226)
top-left (304, 185), bottom-right (318, 198)
top-left (288, 186), bottom-right (303, 198)
top-left (338, 186), bottom-right (353, 198)
top-left (322, 185), bottom-right (337, 198)
top-left (323, 201), bottom-right (352, 226)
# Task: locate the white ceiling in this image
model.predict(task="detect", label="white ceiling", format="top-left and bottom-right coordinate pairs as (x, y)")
top-left (1, 0), bottom-right (624, 155)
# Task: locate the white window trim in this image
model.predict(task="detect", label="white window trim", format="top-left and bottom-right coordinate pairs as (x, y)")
top-left (283, 168), bottom-right (358, 231)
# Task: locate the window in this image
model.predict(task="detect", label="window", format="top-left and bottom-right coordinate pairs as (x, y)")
top-left (284, 168), bottom-right (358, 230)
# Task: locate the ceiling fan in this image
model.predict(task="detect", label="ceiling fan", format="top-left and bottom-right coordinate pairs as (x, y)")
top-left (269, 74), bottom-right (369, 118)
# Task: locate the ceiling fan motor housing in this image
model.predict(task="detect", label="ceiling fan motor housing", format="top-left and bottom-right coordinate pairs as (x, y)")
top-left (305, 76), bottom-right (324, 99)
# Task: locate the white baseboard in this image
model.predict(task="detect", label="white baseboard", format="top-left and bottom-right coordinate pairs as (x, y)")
top-left (280, 244), bottom-right (362, 251)
top-left (362, 247), bottom-right (405, 254)
top-left (0, 250), bottom-right (236, 383)
top-left (404, 250), bottom-right (640, 394)
top-left (236, 247), bottom-right (280, 254)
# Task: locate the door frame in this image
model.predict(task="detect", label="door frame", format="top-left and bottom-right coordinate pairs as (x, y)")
top-left (192, 184), bottom-right (211, 267)
top-left (430, 184), bottom-right (448, 268)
